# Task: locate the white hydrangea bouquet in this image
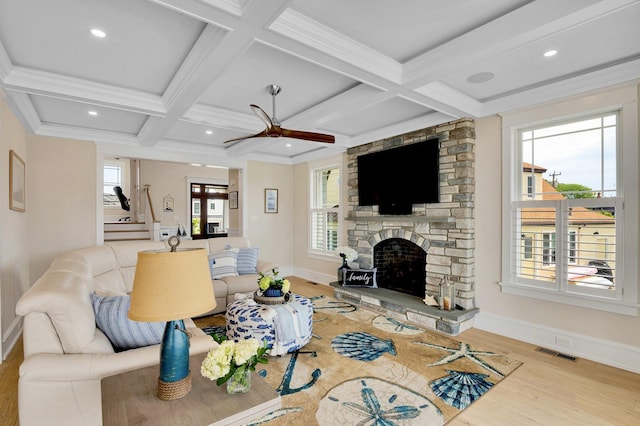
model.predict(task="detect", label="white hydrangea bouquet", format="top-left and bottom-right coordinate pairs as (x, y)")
top-left (335, 246), bottom-right (358, 262)
top-left (201, 336), bottom-right (269, 387)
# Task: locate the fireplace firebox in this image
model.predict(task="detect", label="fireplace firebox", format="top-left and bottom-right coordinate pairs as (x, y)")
top-left (373, 238), bottom-right (426, 298)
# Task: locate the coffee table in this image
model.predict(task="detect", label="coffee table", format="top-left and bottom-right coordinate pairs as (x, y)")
top-left (101, 353), bottom-right (281, 426)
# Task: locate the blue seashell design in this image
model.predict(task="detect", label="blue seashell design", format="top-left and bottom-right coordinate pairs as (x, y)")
top-left (430, 370), bottom-right (493, 410)
top-left (331, 332), bottom-right (396, 361)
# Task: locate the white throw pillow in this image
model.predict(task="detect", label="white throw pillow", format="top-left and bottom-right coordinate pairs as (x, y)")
top-left (209, 248), bottom-right (239, 279)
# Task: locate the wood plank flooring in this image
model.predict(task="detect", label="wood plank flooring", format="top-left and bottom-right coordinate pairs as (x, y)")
top-left (3, 277), bottom-right (639, 425)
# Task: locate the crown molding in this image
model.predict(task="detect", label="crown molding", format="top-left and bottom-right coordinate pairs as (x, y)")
top-left (36, 123), bottom-right (139, 146)
top-left (4, 90), bottom-right (42, 132)
top-left (348, 111), bottom-right (455, 147)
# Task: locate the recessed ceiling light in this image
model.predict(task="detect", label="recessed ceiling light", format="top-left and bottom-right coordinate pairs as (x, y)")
top-left (205, 130), bottom-right (213, 135)
top-left (285, 143), bottom-right (292, 147)
top-left (88, 110), bottom-right (98, 116)
top-left (466, 72), bottom-right (495, 84)
top-left (544, 49), bottom-right (557, 57)
top-left (90, 28), bottom-right (106, 38)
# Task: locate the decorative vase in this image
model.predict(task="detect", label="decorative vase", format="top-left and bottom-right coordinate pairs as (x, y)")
top-left (337, 258), bottom-right (350, 285)
top-left (264, 288), bottom-right (283, 297)
top-left (226, 368), bottom-right (251, 394)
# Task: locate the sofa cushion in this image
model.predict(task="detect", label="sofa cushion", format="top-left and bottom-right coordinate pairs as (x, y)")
top-left (236, 247), bottom-right (259, 275)
top-left (90, 293), bottom-right (165, 351)
top-left (209, 248), bottom-right (239, 279)
top-left (208, 237), bottom-right (249, 253)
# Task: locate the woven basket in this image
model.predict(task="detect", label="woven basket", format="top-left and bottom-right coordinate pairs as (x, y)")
top-left (254, 291), bottom-right (286, 305)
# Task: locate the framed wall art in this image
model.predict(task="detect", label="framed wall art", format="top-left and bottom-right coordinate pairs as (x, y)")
top-left (229, 191), bottom-right (238, 209)
top-left (264, 188), bottom-right (278, 213)
top-left (9, 150), bottom-right (25, 212)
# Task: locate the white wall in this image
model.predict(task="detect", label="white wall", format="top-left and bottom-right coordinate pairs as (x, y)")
top-left (0, 93), bottom-right (29, 360)
top-left (27, 135), bottom-right (97, 282)
top-left (292, 154), bottom-right (346, 284)
top-left (244, 161), bottom-right (294, 274)
top-left (474, 84), bottom-right (640, 372)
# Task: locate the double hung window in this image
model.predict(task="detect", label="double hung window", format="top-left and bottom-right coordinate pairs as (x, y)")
top-left (310, 166), bottom-right (340, 255)
top-left (502, 93), bottom-right (638, 315)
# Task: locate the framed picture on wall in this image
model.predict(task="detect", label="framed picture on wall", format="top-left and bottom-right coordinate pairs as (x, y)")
top-left (229, 191), bottom-right (238, 209)
top-left (9, 150), bottom-right (25, 212)
top-left (264, 188), bottom-right (278, 213)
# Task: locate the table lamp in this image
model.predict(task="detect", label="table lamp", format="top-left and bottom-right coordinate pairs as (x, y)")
top-left (129, 241), bottom-right (215, 400)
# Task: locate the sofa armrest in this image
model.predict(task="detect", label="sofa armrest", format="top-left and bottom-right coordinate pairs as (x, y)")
top-left (19, 334), bottom-right (216, 382)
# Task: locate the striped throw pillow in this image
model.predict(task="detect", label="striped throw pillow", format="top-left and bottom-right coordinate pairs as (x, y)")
top-left (209, 248), bottom-right (239, 279)
top-left (237, 247), bottom-right (259, 275)
top-left (90, 293), bottom-right (165, 351)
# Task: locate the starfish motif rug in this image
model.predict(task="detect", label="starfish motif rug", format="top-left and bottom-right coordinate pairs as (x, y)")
top-left (202, 295), bottom-right (522, 425)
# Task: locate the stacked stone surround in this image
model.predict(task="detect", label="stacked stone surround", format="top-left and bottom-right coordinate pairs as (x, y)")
top-left (337, 118), bottom-right (476, 334)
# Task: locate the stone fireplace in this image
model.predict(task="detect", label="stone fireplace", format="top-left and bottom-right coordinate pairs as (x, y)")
top-left (331, 118), bottom-right (478, 335)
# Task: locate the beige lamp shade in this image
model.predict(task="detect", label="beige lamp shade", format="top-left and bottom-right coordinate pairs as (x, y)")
top-left (129, 248), bottom-right (216, 321)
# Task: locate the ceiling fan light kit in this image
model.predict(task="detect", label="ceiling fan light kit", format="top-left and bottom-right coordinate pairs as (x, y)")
top-left (224, 84), bottom-right (335, 145)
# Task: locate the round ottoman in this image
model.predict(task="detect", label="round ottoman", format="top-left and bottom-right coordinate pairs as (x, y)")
top-left (226, 294), bottom-right (313, 356)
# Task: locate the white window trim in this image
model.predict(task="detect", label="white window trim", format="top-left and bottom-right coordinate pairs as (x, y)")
top-left (500, 84), bottom-right (638, 316)
top-left (308, 159), bottom-right (343, 259)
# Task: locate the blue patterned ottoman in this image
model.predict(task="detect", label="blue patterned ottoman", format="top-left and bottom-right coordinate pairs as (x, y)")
top-left (225, 294), bottom-right (313, 356)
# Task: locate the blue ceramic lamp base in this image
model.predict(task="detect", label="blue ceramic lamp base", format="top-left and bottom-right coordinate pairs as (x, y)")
top-left (157, 320), bottom-right (191, 400)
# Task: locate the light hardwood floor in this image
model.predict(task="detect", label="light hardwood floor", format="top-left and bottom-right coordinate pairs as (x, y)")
top-left (3, 277), bottom-right (639, 425)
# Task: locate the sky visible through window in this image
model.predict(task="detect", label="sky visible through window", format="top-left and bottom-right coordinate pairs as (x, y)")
top-left (521, 114), bottom-right (616, 196)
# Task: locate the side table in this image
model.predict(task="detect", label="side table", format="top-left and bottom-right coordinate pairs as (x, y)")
top-left (102, 353), bottom-right (281, 426)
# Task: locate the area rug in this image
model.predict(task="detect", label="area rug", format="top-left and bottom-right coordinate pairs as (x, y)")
top-left (202, 295), bottom-right (522, 425)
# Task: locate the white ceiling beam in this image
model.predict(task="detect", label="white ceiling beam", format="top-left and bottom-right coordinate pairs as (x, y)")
top-left (3, 67), bottom-right (166, 115)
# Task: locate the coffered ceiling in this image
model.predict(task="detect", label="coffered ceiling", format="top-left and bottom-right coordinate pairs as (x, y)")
top-left (1, 0), bottom-right (639, 166)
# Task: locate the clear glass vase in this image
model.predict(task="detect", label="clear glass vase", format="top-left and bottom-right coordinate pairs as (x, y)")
top-left (226, 367), bottom-right (251, 394)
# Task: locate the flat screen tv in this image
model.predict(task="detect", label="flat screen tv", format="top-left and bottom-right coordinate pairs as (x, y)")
top-left (357, 138), bottom-right (439, 215)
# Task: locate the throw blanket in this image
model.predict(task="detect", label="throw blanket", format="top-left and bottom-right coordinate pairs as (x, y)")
top-left (268, 301), bottom-right (309, 345)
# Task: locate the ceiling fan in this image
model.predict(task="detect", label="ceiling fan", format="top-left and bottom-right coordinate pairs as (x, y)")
top-left (224, 84), bottom-right (335, 144)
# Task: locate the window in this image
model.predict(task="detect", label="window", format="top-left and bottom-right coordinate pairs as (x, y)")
top-left (310, 166), bottom-right (340, 255)
top-left (523, 235), bottom-right (533, 260)
top-left (542, 232), bottom-right (556, 266)
top-left (502, 90), bottom-right (638, 315)
top-left (103, 159), bottom-right (129, 208)
top-left (527, 175), bottom-right (535, 198)
top-left (190, 183), bottom-right (227, 239)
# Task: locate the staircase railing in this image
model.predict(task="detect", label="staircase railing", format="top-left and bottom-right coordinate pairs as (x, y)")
top-left (144, 185), bottom-right (161, 241)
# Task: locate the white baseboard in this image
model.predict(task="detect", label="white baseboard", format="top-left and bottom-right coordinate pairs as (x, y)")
top-left (475, 312), bottom-right (640, 374)
top-left (2, 317), bottom-right (22, 362)
top-left (292, 267), bottom-right (335, 286)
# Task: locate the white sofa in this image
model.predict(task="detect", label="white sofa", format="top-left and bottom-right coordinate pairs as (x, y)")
top-left (15, 236), bottom-right (271, 426)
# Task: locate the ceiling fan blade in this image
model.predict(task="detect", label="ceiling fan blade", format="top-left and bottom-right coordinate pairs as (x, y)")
top-left (279, 127), bottom-right (335, 144)
top-left (250, 104), bottom-right (273, 131)
top-left (223, 129), bottom-right (269, 144)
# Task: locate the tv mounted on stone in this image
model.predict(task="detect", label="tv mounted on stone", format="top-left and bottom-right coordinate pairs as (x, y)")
top-left (357, 138), bottom-right (440, 215)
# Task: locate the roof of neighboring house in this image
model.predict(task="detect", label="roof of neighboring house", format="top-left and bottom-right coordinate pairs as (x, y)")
top-left (522, 162), bottom-right (547, 173)
top-left (521, 179), bottom-right (615, 225)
